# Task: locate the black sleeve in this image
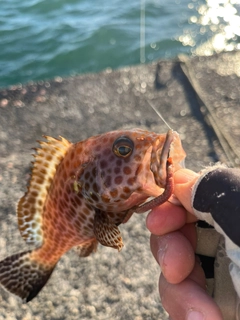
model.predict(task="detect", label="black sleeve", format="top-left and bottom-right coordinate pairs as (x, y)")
top-left (193, 167), bottom-right (240, 247)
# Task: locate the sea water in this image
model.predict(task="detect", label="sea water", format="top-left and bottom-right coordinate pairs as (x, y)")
top-left (0, 0), bottom-right (239, 88)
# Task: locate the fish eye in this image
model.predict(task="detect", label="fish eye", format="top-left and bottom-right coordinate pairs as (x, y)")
top-left (112, 136), bottom-right (134, 158)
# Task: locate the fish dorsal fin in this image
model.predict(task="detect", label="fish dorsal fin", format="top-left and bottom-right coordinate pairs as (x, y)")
top-left (17, 136), bottom-right (72, 246)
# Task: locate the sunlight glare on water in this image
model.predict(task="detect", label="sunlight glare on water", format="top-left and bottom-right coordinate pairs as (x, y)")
top-left (179, 0), bottom-right (240, 55)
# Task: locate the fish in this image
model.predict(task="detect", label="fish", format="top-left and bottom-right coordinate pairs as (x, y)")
top-left (0, 128), bottom-right (185, 302)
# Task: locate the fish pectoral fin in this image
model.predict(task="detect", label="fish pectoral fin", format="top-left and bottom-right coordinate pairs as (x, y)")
top-left (0, 251), bottom-right (55, 302)
top-left (75, 239), bottom-right (98, 257)
top-left (93, 209), bottom-right (124, 251)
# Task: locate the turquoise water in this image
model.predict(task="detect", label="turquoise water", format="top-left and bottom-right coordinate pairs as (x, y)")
top-left (0, 0), bottom-right (240, 88)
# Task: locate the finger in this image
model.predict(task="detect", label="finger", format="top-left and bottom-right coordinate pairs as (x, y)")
top-left (146, 201), bottom-right (187, 235)
top-left (150, 232), bottom-right (195, 284)
top-left (180, 223), bottom-right (197, 251)
top-left (174, 168), bottom-right (199, 184)
top-left (159, 271), bottom-right (223, 320)
top-left (188, 259), bottom-right (206, 288)
top-left (174, 169), bottom-right (200, 214)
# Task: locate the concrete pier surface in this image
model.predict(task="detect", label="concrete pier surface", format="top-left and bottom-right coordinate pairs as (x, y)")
top-left (0, 51), bottom-right (239, 319)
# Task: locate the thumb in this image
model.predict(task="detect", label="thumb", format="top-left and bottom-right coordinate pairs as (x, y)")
top-left (173, 169), bottom-right (200, 214)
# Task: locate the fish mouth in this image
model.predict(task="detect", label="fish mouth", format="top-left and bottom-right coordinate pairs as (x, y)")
top-left (131, 130), bottom-right (176, 214)
top-left (151, 129), bottom-right (176, 188)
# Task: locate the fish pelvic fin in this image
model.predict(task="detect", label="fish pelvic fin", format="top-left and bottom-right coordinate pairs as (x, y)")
top-left (75, 239), bottom-right (98, 257)
top-left (0, 251), bottom-right (56, 302)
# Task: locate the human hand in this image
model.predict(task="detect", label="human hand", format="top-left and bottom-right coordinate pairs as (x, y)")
top-left (146, 169), bottom-right (223, 320)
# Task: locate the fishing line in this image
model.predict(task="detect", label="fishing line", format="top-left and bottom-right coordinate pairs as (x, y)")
top-left (140, 1), bottom-right (171, 131)
top-left (147, 100), bottom-right (172, 130)
top-left (140, 0), bottom-right (145, 63)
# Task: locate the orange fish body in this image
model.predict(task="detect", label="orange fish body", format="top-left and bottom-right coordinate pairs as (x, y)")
top-left (0, 128), bottom-right (185, 302)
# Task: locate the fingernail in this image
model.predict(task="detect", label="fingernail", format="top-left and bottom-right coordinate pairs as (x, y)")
top-left (187, 310), bottom-right (205, 320)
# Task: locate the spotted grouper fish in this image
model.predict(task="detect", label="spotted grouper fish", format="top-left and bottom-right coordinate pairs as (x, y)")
top-left (0, 128), bottom-right (185, 302)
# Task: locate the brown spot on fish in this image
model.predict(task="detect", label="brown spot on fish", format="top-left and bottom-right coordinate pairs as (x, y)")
top-left (83, 207), bottom-right (90, 215)
top-left (115, 176), bottom-right (123, 185)
top-left (96, 145), bottom-right (101, 152)
top-left (127, 177), bottom-right (135, 186)
top-left (91, 193), bottom-right (99, 202)
top-left (84, 171), bottom-right (90, 180)
top-left (100, 160), bottom-right (108, 169)
top-left (116, 159), bottom-right (122, 166)
top-left (120, 194), bottom-right (128, 200)
top-left (110, 189), bottom-right (118, 198)
top-left (101, 194), bottom-right (110, 203)
top-left (92, 183), bottom-right (99, 193)
top-left (134, 154), bottom-right (141, 162)
top-left (123, 186), bottom-right (131, 194)
top-left (104, 176), bottom-right (112, 188)
top-left (114, 167), bottom-right (121, 174)
top-left (84, 182), bottom-right (90, 191)
top-left (123, 166), bottom-right (132, 175)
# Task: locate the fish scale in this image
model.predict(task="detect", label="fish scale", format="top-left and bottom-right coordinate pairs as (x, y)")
top-left (0, 128), bottom-right (185, 302)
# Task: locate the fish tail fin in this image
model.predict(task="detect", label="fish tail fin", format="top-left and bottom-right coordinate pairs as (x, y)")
top-left (0, 250), bottom-right (56, 302)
